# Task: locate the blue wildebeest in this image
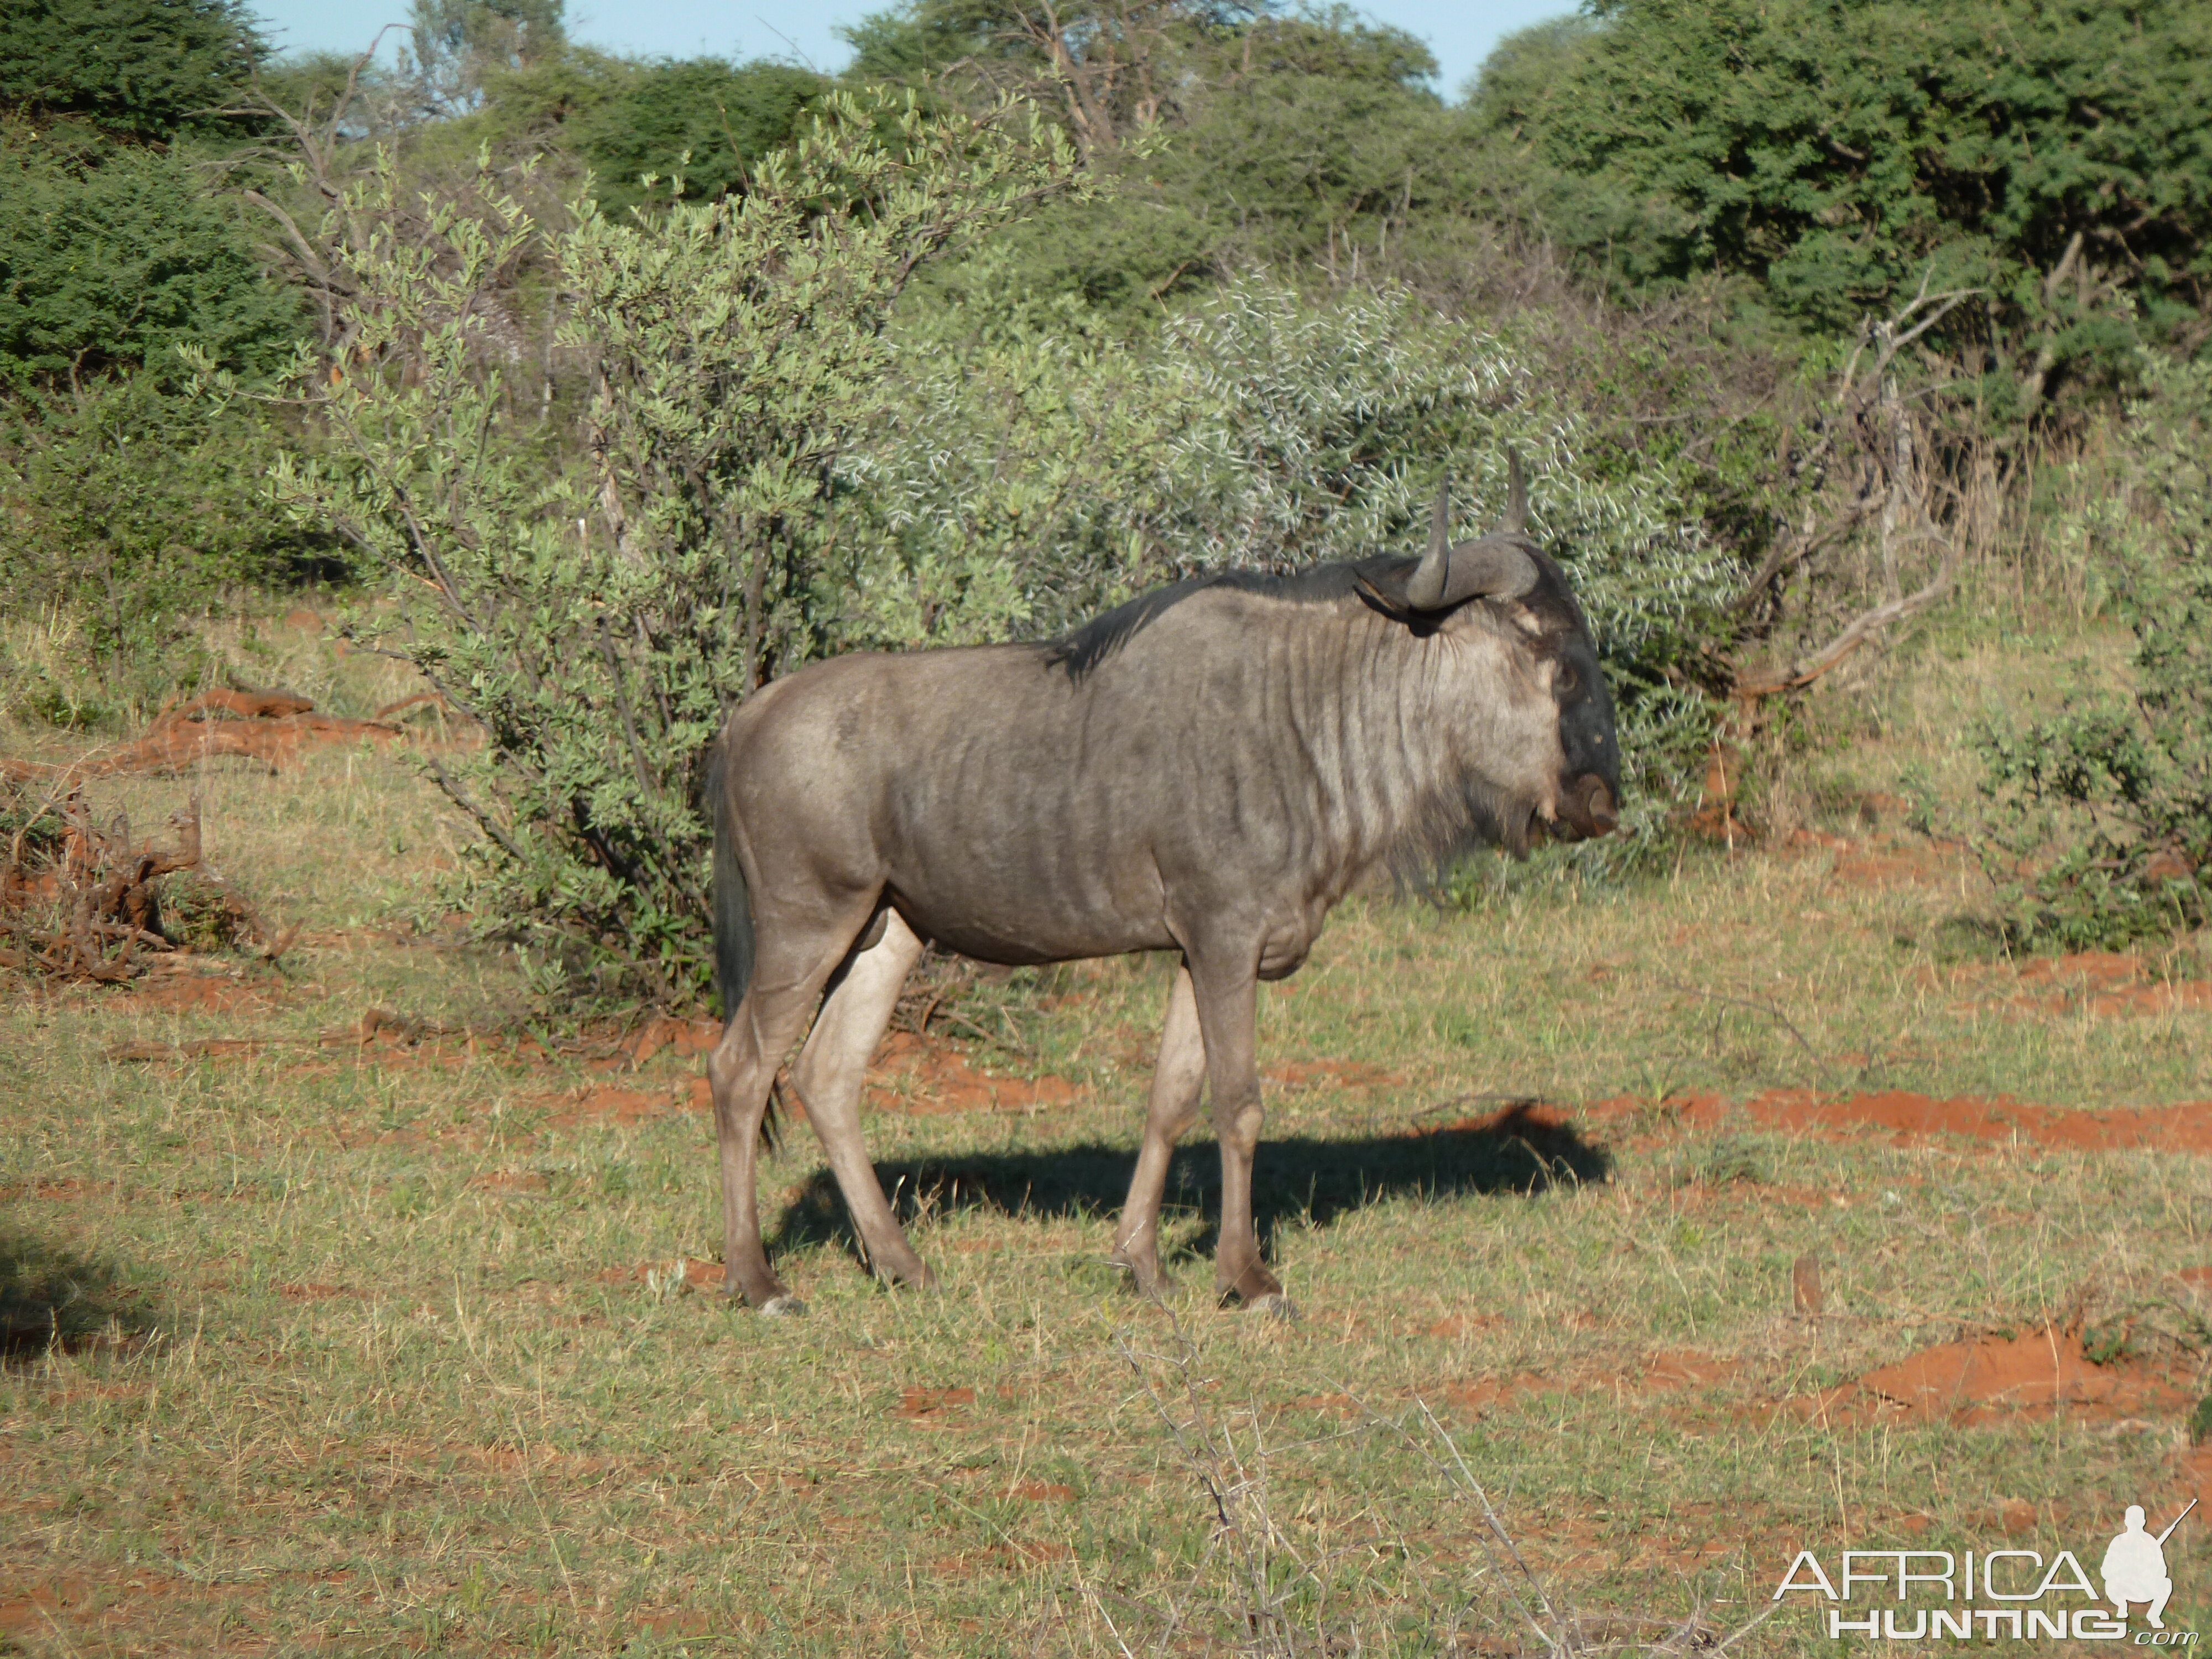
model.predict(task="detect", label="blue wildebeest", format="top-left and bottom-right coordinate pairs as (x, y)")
top-left (705, 457), bottom-right (1620, 1315)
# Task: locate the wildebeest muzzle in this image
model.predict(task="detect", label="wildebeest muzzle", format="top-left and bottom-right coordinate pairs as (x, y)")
top-left (1553, 774), bottom-right (1619, 842)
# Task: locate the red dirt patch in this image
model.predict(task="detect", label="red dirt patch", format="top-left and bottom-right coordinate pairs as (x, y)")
top-left (867, 1032), bottom-right (1081, 1116)
top-left (599, 1258), bottom-right (724, 1290)
top-left (1439, 1373), bottom-right (1544, 1420)
top-left (1780, 827), bottom-right (1965, 887)
top-left (622, 1014), bottom-right (721, 1066)
top-left (467, 1168), bottom-right (550, 1194)
top-left (1263, 1058), bottom-right (1406, 1091)
top-left (1780, 1326), bottom-right (2196, 1429)
top-left (1861, 1326), bottom-right (2109, 1415)
top-left (1986, 951), bottom-right (2212, 1018)
top-left (1597, 1088), bottom-right (2212, 1155)
top-left (1005, 1479), bottom-right (1076, 1502)
top-left (6, 688), bottom-right (404, 782)
top-left (127, 972), bottom-right (272, 1014)
top-left (538, 1083), bottom-right (692, 1129)
top-left (895, 1385), bottom-right (975, 1423)
top-left (276, 1282), bottom-right (350, 1301)
top-left (1641, 1350), bottom-right (1738, 1391)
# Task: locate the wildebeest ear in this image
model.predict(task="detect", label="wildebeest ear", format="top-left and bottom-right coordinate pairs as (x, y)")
top-left (1434, 535), bottom-right (1540, 607)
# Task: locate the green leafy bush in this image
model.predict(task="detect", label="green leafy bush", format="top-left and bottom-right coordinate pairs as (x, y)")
top-left (0, 116), bottom-right (311, 708)
top-left (1973, 353), bottom-right (2212, 950)
top-left (0, 121), bottom-right (302, 388)
top-left (0, 0), bottom-right (265, 141)
top-left (860, 277), bottom-right (1734, 855)
top-left (215, 92), bottom-right (1086, 1003)
top-left (1466, 0), bottom-right (2212, 408)
top-left (0, 374), bottom-right (324, 718)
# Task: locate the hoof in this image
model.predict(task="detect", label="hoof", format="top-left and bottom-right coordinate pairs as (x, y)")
top-left (1243, 1292), bottom-right (1299, 1321)
top-left (759, 1294), bottom-right (808, 1318)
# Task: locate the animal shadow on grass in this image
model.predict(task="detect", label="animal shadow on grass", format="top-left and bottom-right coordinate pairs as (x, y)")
top-left (767, 1103), bottom-right (1609, 1275)
top-left (0, 1229), bottom-right (156, 1366)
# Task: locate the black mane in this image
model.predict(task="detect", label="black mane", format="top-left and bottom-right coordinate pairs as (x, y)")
top-left (1044, 559), bottom-right (1401, 681)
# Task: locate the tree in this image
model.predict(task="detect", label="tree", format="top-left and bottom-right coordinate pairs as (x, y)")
top-left (1465, 0), bottom-right (2212, 410)
top-left (0, 122), bottom-right (300, 388)
top-left (564, 59), bottom-right (828, 215)
top-left (0, 0), bottom-right (267, 142)
top-left (404, 0), bottom-right (565, 118)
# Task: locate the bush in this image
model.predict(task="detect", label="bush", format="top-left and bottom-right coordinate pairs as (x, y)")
top-left (0, 373), bottom-right (328, 717)
top-left (216, 91), bottom-right (1086, 1004)
top-left (0, 119), bottom-right (302, 389)
top-left (1972, 352), bottom-right (2212, 950)
top-left (0, 0), bottom-right (265, 142)
top-left (223, 85), bottom-right (1738, 1008)
top-left (1466, 0), bottom-right (2212, 410)
top-left (860, 276), bottom-right (1734, 855)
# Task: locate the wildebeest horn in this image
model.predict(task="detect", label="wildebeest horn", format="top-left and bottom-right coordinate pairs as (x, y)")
top-left (1406, 479), bottom-right (1452, 609)
top-left (1500, 446), bottom-right (1528, 535)
top-left (1403, 458), bottom-right (1538, 612)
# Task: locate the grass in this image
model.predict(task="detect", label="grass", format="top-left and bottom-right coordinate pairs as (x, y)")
top-left (6, 609), bottom-right (2212, 1655)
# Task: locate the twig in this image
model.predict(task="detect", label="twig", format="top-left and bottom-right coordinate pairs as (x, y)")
top-left (1653, 971), bottom-right (1837, 1088)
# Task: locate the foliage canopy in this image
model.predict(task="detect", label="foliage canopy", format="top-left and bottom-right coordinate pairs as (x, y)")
top-left (1467, 0), bottom-right (2212, 406)
top-left (0, 0), bottom-right (267, 141)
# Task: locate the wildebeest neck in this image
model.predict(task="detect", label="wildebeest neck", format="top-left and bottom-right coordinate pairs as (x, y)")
top-left (1057, 574), bottom-right (1568, 885)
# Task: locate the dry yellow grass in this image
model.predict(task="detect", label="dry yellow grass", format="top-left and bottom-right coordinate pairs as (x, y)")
top-left (6, 611), bottom-right (2212, 1655)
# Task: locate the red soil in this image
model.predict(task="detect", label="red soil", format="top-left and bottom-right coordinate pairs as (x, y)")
top-left (1782, 1325), bottom-right (2196, 1429)
top-left (544, 1084), bottom-right (689, 1129)
top-left (599, 1258), bottom-right (724, 1290)
top-left (1263, 1057), bottom-right (1406, 1091)
top-left (1919, 950), bottom-right (2212, 1019)
top-left (1641, 1349), bottom-right (1738, 1390)
top-left (4, 688), bottom-right (403, 782)
top-left (865, 1031), bottom-right (1081, 1116)
top-left (126, 972), bottom-right (272, 1014)
top-left (894, 1386), bottom-right (975, 1424)
top-left (621, 1014), bottom-right (721, 1066)
top-left (1590, 1088), bottom-right (2212, 1154)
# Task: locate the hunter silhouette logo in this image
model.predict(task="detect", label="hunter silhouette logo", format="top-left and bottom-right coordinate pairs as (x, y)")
top-left (2105, 1501), bottom-right (2194, 1630)
top-left (1772, 1498), bottom-right (2200, 1641)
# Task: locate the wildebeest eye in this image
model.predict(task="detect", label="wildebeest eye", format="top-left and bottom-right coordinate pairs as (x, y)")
top-left (1557, 662), bottom-right (1579, 696)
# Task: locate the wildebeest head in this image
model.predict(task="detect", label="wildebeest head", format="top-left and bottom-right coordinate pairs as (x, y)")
top-left (1361, 453), bottom-right (1621, 851)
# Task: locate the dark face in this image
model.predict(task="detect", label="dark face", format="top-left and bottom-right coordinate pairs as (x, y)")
top-left (1508, 549), bottom-right (1620, 844)
top-left (1548, 624), bottom-right (1620, 841)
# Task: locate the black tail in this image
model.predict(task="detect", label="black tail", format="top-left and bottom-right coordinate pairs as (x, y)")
top-left (708, 745), bottom-right (754, 1027)
top-left (707, 744), bottom-right (778, 1149)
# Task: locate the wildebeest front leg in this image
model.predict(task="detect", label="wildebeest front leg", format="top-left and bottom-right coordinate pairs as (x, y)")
top-left (1110, 964), bottom-right (1206, 1297)
top-left (1186, 951), bottom-right (1291, 1316)
top-left (789, 910), bottom-right (935, 1289)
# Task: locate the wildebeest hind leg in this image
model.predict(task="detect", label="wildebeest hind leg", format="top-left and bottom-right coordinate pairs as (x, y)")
top-left (1110, 964), bottom-right (1206, 1297)
top-left (710, 920), bottom-right (876, 1314)
top-left (789, 910), bottom-right (935, 1288)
